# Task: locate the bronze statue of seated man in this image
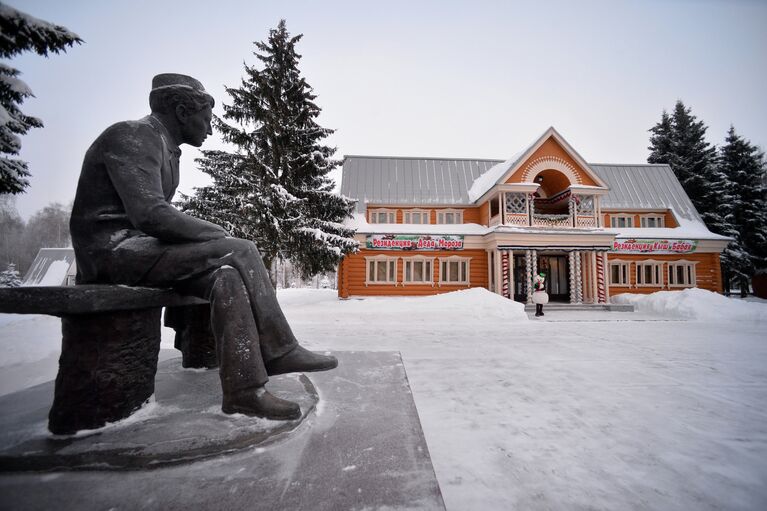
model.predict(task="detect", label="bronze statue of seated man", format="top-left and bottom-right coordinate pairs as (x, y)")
top-left (69, 73), bottom-right (336, 421)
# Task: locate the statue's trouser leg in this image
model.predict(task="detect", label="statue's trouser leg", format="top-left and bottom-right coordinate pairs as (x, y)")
top-left (139, 237), bottom-right (298, 363)
top-left (175, 267), bottom-right (268, 393)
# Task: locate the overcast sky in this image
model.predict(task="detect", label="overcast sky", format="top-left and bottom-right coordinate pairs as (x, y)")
top-left (6, 0), bottom-right (767, 219)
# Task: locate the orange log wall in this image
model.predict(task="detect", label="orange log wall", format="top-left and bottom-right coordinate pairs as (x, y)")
top-left (603, 211), bottom-right (679, 228)
top-left (338, 249), bottom-right (488, 298)
top-left (606, 253), bottom-right (722, 295)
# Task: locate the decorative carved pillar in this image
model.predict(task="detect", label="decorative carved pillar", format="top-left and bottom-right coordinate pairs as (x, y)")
top-left (525, 250), bottom-right (533, 304)
top-left (590, 251), bottom-right (598, 304)
top-left (569, 195), bottom-right (576, 227)
top-left (569, 251), bottom-right (577, 304)
top-left (574, 250), bottom-right (583, 304)
top-left (509, 251), bottom-right (515, 301)
top-left (596, 251), bottom-right (607, 304)
top-left (528, 193), bottom-right (535, 226)
top-left (501, 250), bottom-right (510, 299)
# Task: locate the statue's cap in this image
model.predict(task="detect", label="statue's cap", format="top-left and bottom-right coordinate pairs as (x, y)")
top-left (151, 73), bottom-right (207, 93)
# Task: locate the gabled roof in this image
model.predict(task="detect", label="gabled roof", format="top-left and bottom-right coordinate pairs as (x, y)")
top-left (341, 154), bottom-right (704, 223)
top-left (467, 127), bottom-right (609, 202)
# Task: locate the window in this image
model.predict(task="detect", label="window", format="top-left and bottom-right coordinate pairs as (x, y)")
top-left (635, 261), bottom-right (663, 286)
top-left (610, 215), bottom-right (634, 228)
top-left (369, 209), bottom-right (396, 224)
top-left (404, 209), bottom-right (430, 224)
top-left (668, 261), bottom-right (696, 287)
top-left (609, 261), bottom-right (630, 286)
top-left (640, 215), bottom-right (665, 228)
top-left (438, 256), bottom-right (470, 285)
top-left (365, 256), bottom-right (398, 285)
top-left (437, 209), bottom-right (463, 224)
top-left (402, 256), bottom-right (434, 285)
top-left (490, 196), bottom-right (500, 218)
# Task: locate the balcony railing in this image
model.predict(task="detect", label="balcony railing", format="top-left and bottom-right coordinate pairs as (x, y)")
top-left (503, 212), bottom-right (598, 228)
top-left (533, 213), bottom-right (572, 228)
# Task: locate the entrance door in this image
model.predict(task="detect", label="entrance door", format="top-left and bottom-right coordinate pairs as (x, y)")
top-left (513, 255), bottom-right (527, 302)
top-left (538, 255), bottom-right (569, 301)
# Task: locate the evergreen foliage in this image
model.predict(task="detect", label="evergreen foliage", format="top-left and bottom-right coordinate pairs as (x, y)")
top-left (718, 126), bottom-right (767, 281)
top-left (0, 262), bottom-right (21, 287)
top-left (0, 3), bottom-right (82, 194)
top-left (647, 101), bottom-right (722, 225)
top-left (182, 20), bottom-right (358, 278)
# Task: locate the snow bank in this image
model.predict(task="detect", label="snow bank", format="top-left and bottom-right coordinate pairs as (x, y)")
top-left (612, 288), bottom-right (767, 322)
top-left (340, 287), bottom-right (527, 323)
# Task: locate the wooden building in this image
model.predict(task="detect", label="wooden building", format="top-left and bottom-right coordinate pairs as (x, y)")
top-left (337, 127), bottom-right (730, 303)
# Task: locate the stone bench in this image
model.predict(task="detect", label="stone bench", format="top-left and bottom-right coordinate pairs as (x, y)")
top-left (0, 285), bottom-right (210, 434)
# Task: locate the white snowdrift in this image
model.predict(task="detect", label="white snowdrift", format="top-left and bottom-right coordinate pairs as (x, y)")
top-left (330, 287), bottom-right (528, 323)
top-left (612, 288), bottom-right (767, 322)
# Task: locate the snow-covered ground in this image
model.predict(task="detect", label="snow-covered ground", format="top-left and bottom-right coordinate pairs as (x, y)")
top-left (1, 288), bottom-right (766, 510)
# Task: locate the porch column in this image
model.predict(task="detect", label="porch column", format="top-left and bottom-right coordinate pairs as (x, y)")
top-left (501, 250), bottom-right (510, 299)
top-left (569, 195), bottom-right (576, 228)
top-left (590, 251), bottom-right (598, 304)
top-left (525, 250), bottom-right (534, 304)
top-left (495, 248), bottom-right (503, 295)
top-left (575, 250), bottom-right (583, 304)
top-left (596, 251), bottom-right (607, 304)
top-left (569, 251), bottom-right (577, 304)
top-left (508, 251), bottom-right (515, 300)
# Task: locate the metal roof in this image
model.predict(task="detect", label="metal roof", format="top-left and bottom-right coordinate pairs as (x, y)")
top-left (589, 164), bottom-right (701, 221)
top-left (341, 156), bottom-right (701, 221)
top-left (22, 247), bottom-right (76, 286)
top-left (340, 156), bottom-right (502, 207)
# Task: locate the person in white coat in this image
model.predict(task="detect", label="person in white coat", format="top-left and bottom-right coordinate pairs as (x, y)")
top-left (532, 271), bottom-right (548, 317)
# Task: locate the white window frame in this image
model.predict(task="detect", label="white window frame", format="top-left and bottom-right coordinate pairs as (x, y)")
top-left (402, 256), bottom-right (434, 285)
top-left (368, 208), bottom-right (397, 224)
top-left (609, 260), bottom-right (630, 287)
top-left (403, 209), bottom-right (431, 224)
top-left (635, 260), bottom-right (664, 287)
top-left (610, 215), bottom-right (634, 228)
top-left (438, 256), bottom-right (471, 286)
top-left (668, 260), bottom-right (697, 288)
top-left (365, 255), bottom-right (398, 285)
top-left (437, 209), bottom-right (464, 224)
top-left (639, 214), bottom-right (665, 228)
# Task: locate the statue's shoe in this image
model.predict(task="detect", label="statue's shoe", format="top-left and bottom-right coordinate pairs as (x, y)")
top-left (266, 345), bottom-right (338, 376)
top-left (222, 388), bottom-right (301, 420)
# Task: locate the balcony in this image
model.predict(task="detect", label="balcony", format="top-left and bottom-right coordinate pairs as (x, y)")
top-left (499, 192), bottom-right (599, 229)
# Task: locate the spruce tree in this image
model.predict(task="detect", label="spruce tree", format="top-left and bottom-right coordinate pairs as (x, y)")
top-left (718, 126), bottom-right (767, 289)
top-left (0, 3), bottom-right (82, 194)
top-left (181, 20), bottom-right (357, 280)
top-left (647, 110), bottom-right (674, 165)
top-left (0, 262), bottom-right (21, 287)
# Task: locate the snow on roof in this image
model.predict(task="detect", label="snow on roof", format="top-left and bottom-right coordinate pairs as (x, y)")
top-left (22, 248), bottom-right (75, 286)
top-left (589, 164), bottom-right (702, 222)
top-left (345, 213), bottom-right (490, 235)
top-left (341, 156), bottom-right (502, 209)
top-left (466, 151), bottom-right (526, 202)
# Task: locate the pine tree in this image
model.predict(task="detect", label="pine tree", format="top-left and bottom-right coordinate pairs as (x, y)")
top-left (181, 20), bottom-right (358, 280)
top-left (0, 3), bottom-right (82, 194)
top-left (718, 126), bottom-right (767, 290)
top-left (0, 262), bottom-right (21, 287)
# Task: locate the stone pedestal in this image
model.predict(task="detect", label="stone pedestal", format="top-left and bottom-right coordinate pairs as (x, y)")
top-left (48, 308), bottom-right (162, 435)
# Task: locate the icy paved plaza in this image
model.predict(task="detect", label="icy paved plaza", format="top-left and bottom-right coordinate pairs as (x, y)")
top-left (1, 288), bottom-right (766, 510)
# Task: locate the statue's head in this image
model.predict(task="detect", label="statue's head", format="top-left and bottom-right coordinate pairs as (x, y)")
top-left (149, 73), bottom-right (215, 147)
